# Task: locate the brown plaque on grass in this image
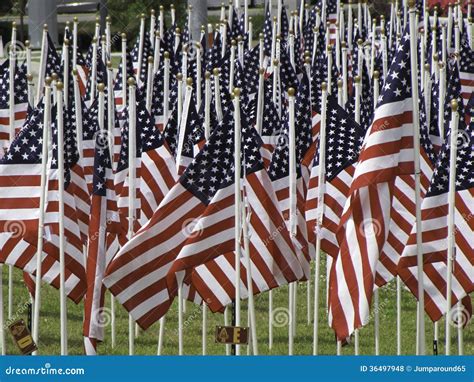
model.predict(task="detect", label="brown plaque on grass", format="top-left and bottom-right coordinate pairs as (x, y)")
top-left (215, 326), bottom-right (249, 345)
top-left (9, 319), bottom-right (37, 355)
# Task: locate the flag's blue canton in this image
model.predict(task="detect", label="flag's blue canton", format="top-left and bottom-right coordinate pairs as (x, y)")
top-left (45, 33), bottom-right (61, 78)
top-left (376, 32), bottom-right (411, 107)
top-left (443, 63), bottom-right (464, 137)
top-left (163, 106), bottom-right (178, 156)
top-left (81, 98), bottom-right (100, 140)
top-left (261, 78), bottom-right (282, 138)
top-left (280, 6), bottom-right (289, 38)
top-left (467, 92), bottom-right (474, 117)
top-left (0, 60), bottom-right (28, 108)
top-left (92, 132), bottom-right (112, 197)
top-left (426, 120), bottom-right (474, 196)
top-left (0, 102), bottom-right (44, 164)
top-left (460, 38), bottom-right (474, 75)
top-left (116, 89), bottom-right (148, 173)
top-left (131, 31), bottom-right (154, 86)
top-left (313, 94), bottom-right (364, 181)
top-left (429, 77), bottom-right (440, 137)
top-left (303, 7), bottom-right (317, 54)
top-left (295, 71), bottom-right (312, 159)
top-left (263, 4), bottom-right (272, 56)
top-left (279, 48), bottom-right (299, 91)
top-left (243, 45), bottom-right (260, 95)
top-left (180, 107), bottom-right (263, 206)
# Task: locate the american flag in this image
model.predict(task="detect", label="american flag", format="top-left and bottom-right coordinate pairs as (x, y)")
top-left (190, 118), bottom-right (306, 313)
top-left (398, 117), bottom-right (474, 324)
top-left (0, 60), bottom-right (28, 153)
top-left (131, 31), bottom-right (153, 86)
top-left (113, 50), bottom-right (134, 109)
top-left (83, 132), bottom-right (114, 355)
top-left (459, 38), bottom-right (474, 102)
top-left (305, 94), bottom-right (365, 259)
top-left (328, 32), bottom-right (432, 340)
top-left (0, 102), bottom-right (86, 302)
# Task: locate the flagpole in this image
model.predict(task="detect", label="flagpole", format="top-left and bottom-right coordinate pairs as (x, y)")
top-left (31, 77), bottom-right (52, 356)
top-left (159, 6), bottom-right (164, 37)
top-left (150, 9), bottom-right (156, 50)
top-left (204, 71), bottom-right (211, 138)
top-left (373, 71), bottom-right (380, 356)
top-left (145, 57), bottom-right (154, 112)
top-left (153, 32), bottom-right (161, 75)
top-left (7, 21), bottom-right (17, 321)
top-left (287, 87), bottom-right (297, 356)
top-left (127, 77), bottom-right (137, 356)
top-left (312, 81), bottom-right (327, 356)
top-left (230, 40), bottom-right (236, 91)
top-left (105, 61), bottom-right (115, 163)
top-left (90, 36), bottom-right (98, 103)
top-left (55, 81), bottom-right (68, 355)
top-left (248, 18), bottom-right (253, 47)
top-left (163, 52), bottom-right (170, 122)
top-left (233, 88), bottom-right (243, 356)
top-left (137, 14), bottom-right (146, 87)
top-left (213, 68), bottom-right (223, 122)
top-left (224, 305), bottom-right (230, 355)
top-left (196, 43), bottom-right (202, 109)
top-left (408, 0), bottom-right (426, 355)
top-left (35, 25), bottom-right (47, 106)
top-left (445, 99), bottom-right (459, 355)
top-left (256, 68), bottom-right (265, 135)
top-left (242, 191), bottom-right (258, 355)
top-left (120, 33), bottom-right (127, 110)
top-left (353, 75), bottom-right (361, 355)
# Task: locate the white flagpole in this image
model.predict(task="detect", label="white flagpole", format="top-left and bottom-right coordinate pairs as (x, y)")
top-left (213, 68), bottom-right (224, 123)
top-left (373, 71), bottom-right (380, 356)
top-left (249, 18), bottom-right (253, 47)
top-left (313, 82), bottom-right (327, 356)
top-left (289, 32), bottom-right (295, 69)
top-left (153, 32), bottom-right (161, 75)
top-left (242, 193), bottom-right (258, 355)
top-left (7, 20), bottom-right (16, 325)
top-left (204, 71), bottom-right (211, 139)
top-left (196, 43), bottom-right (202, 109)
top-left (56, 81), bottom-right (68, 355)
top-left (233, 88), bottom-right (243, 356)
top-left (145, 57), bottom-right (154, 112)
top-left (342, 42), bottom-right (348, 105)
top-left (90, 37), bottom-right (98, 103)
top-left (137, 14), bottom-right (146, 87)
top-left (409, 0), bottom-right (426, 355)
top-left (73, 17), bottom-right (78, 70)
top-left (35, 26), bottom-right (48, 105)
top-left (370, 18), bottom-right (376, 78)
top-left (354, 75), bottom-right (361, 355)
top-left (106, 16), bottom-right (111, 59)
top-left (244, 0), bottom-right (249, 34)
top-left (224, 306), bottom-right (230, 355)
top-left (159, 5), bottom-right (164, 37)
top-left (150, 9), bottom-right (156, 50)
top-left (31, 77), bottom-right (52, 356)
top-left (397, 275), bottom-right (402, 355)
top-left (106, 61), bottom-right (115, 162)
top-left (120, 33), bottom-right (127, 110)
top-left (202, 302), bottom-right (207, 355)
top-left (127, 77), bottom-right (137, 356)
top-left (230, 40), bottom-right (237, 91)
top-left (457, 301), bottom-right (464, 355)
top-left (157, 315), bottom-right (166, 355)
top-left (27, 73), bottom-right (34, 108)
top-left (163, 52), bottom-right (170, 122)
top-left (256, 68), bottom-right (265, 135)
top-left (288, 87), bottom-right (297, 356)
top-left (438, 62), bottom-right (446, 138)
top-left (445, 99), bottom-right (459, 355)
top-left (327, 45), bottom-right (333, 94)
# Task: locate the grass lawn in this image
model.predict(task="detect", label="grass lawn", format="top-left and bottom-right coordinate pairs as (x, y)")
top-left (2, 257), bottom-right (473, 356)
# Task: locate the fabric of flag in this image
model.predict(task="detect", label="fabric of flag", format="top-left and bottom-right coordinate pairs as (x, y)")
top-left (305, 94), bottom-right (365, 258)
top-left (191, 125), bottom-right (306, 313)
top-left (459, 38), bottom-right (474, 101)
top-left (398, 118), bottom-right (474, 323)
top-left (328, 32), bottom-right (431, 341)
top-left (0, 101), bottom-right (86, 302)
top-left (0, 60), bottom-right (28, 153)
top-left (131, 31), bottom-right (153, 86)
top-left (83, 133), bottom-right (115, 355)
top-left (263, 3), bottom-right (273, 57)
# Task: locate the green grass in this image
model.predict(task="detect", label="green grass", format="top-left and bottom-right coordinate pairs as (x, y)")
top-left (2, 259), bottom-right (473, 355)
